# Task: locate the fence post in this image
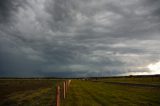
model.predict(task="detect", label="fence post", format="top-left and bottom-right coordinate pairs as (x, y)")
top-left (56, 85), bottom-right (60, 106)
top-left (68, 80), bottom-right (71, 86)
top-left (65, 81), bottom-right (67, 93)
top-left (63, 81), bottom-right (66, 99)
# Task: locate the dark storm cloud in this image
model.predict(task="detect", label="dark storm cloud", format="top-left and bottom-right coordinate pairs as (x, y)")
top-left (0, 0), bottom-right (25, 23)
top-left (45, 0), bottom-right (76, 31)
top-left (0, 0), bottom-right (15, 22)
top-left (0, 0), bottom-right (160, 77)
top-left (72, 0), bottom-right (160, 39)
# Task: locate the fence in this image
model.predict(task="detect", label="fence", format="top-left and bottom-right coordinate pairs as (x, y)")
top-left (56, 80), bottom-right (71, 106)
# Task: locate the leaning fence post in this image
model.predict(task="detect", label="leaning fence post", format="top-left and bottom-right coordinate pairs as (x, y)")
top-left (56, 85), bottom-right (60, 106)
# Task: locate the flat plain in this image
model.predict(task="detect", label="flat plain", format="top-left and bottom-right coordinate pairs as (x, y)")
top-left (0, 76), bottom-right (160, 106)
top-left (0, 79), bottom-right (56, 106)
top-left (62, 77), bottom-right (160, 106)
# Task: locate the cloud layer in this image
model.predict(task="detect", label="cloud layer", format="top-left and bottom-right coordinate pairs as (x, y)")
top-left (0, 0), bottom-right (160, 77)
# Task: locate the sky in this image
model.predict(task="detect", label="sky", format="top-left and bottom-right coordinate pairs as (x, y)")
top-left (0, 0), bottom-right (160, 77)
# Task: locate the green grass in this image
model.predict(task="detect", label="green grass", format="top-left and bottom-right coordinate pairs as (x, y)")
top-left (62, 80), bottom-right (160, 106)
top-left (0, 79), bottom-right (57, 106)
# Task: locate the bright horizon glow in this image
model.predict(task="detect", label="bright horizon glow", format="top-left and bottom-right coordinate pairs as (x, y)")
top-left (147, 61), bottom-right (160, 74)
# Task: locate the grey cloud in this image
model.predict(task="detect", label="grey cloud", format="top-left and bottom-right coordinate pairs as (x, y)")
top-left (0, 0), bottom-right (26, 23)
top-left (45, 0), bottom-right (76, 31)
top-left (0, 0), bottom-right (16, 22)
top-left (0, 0), bottom-right (160, 77)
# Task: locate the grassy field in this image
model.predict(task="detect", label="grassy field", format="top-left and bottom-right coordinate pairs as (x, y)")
top-left (0, 79), bottom-right (57, 106)
top-left (0, 77), bottom-right (160, 106)
top-left (62, 80), bottom-right (160, 106)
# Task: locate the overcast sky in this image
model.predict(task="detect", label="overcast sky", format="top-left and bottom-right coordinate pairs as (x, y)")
top-left (0, 0), bottom-right (160, 77)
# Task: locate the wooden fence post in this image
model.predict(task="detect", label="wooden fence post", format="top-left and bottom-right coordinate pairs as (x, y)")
top-left (65, 81), bottom-right (67, 93)
top-left (63, 81), bottom-right (66, 99)
top-left (68, 80), bottom-right (71, 86)
top-left (56, 85), bottom-right (60, 106)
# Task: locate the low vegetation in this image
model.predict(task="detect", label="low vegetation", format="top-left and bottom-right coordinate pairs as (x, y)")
top-left (62, 80), bottom-right (160, 106)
